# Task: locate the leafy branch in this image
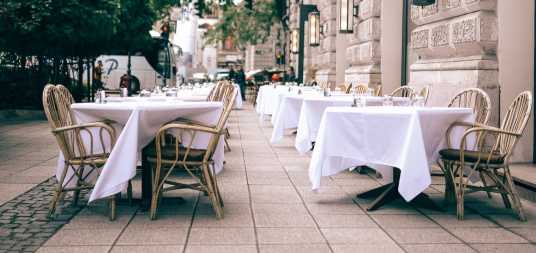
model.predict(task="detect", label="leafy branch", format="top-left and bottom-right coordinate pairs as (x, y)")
top-left (203, 1), bottom-right (279, 51)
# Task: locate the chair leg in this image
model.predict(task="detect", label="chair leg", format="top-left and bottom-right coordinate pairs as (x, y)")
top-left (224, 138), bottom-right (231, 152)
top-left (109, 195), bottom-right (117, 221)
top-left (444, 162), bottom-right (456, 205)
top-left (479, 172), bottom-right (493, 199)
top-left (127, 180), bottom-right (133, 206)
top-left (504, 168), bottom-right (526, 221)
top-left (150, 165), bottom-right (164, 220)
top-left (202, 164), bottom-right (224, 219)
top-left (208, 165), bottom-right (224, 208)
top-left (225, 128), bottom-right (231, 139)
top-left (49, 162), bottom-right (69, 218)
top-left (455, 165), bottom-right (465, 220)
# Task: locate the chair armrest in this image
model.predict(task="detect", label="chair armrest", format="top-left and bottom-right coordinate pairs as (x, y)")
top-left (461, 126), bottom-right (521, 141)
top-left (52, 122), bottom-right (115, 136)
top-left (445, 121), bottom-right (487, 148)
top-left (52, 122), bottom-right (116, 156)
top-left (159, 122), bottom-right (219, 135)
top-left (457, 126), bottom-right (520, 164)
top-left (172, 117), bottom-right (216, 129)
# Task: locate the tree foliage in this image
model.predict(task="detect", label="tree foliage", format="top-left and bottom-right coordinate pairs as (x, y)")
top-left (0, 0), bottom-right (179, 106)
top-left (114, 0), bottom-right (156, 54)
top-left (203, 0), bottom-right (279, 50)
top-left (0, 0), bottom-right (118, 57)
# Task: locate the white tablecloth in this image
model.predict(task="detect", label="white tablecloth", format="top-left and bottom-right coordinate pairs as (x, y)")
top-left (57, 100), bottom-right (224, 202)
top-left (270, 94), bottom-right (351, 143)
top-left (295, 96), bottom-right (410, 154)
top-left (255, 85), bottom-right (314, 120)
top-left (309, 106), bottom-right (473, 201)
top-left (164, 84), bottom-right (243, 109)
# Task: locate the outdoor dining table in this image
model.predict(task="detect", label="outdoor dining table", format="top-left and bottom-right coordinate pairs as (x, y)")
top-left (57, 98), bottom-right (225, 205)
top-left (270, 93), bottom-right (352, 143)
top-left (165, 83), bottom-right (243, 108)
top-left (255, 84), bottom-right (313, 120)
top-left (294, 96), bottom-right (410, 154)
top-left (308, 106), bottom-right (473, 211)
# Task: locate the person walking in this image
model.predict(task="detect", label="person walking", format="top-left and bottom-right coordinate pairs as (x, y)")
top-left (93, 60), bottom-right (104, 90)
top-left (235, 66), bottom-right (246, 100)
top-left (228, 66), bottom-right (236, 81)
top-left (286, 66), bottom-right (296, 83)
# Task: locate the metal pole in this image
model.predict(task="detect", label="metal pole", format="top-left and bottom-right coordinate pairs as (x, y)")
top-left (533, 0), bottom-right (536, 163)
top-left (401, 0), bottom-right (409, 86)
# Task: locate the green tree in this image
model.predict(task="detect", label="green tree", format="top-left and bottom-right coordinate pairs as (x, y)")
top-left (204, 1), bottom-right (279, 50)
top-left (150, 0), bottom-right (179, 18)
top-left (0, 0), bottom-right (178, 103)
top-left (112, 0), bottom-right (156, 76)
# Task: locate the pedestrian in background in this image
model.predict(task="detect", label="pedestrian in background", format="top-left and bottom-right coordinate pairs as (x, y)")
top-left (93, 60), bottom-right (104, 90)
top-left (236, 66), bottom-right (246, 100)
top-left (286, 66), bottom-right (296, 83)
top-left (228, 66), bottom-right (236, 81)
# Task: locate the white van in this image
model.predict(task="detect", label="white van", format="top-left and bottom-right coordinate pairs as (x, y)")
top-left (96, 36), bottom-right (179, 92)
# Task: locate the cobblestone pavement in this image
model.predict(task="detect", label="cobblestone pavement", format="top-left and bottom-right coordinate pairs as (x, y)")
top-left (0, 178), bottom-right (85, 253)
top-left (2, 105), bottom-right (536, 252)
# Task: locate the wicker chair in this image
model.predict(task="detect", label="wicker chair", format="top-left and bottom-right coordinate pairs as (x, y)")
top-left (390, 86), bottom-right (415, 97)
top-left (439, 91), bottom-right (532, 221)
top-left (43, 84), bottom-right (118, 220)
top-left (374, 85), bottom-right (382, 97)
top-left (146, 83), bottom-right (237, 219)
top-left (438, 88), bottom-right (491, 198)
top-left (419, 86), bottom-right (431, 105)
top-left (207, 81), bottom-right (224, 102)
top-left (354, 84), bottom-right (368, 95)
top-left (344, 83), bottom-right (353, 94)
top-left (207, 81), bottom-right (232, 151)
top-left (336, 83), bottom-right (352, 94)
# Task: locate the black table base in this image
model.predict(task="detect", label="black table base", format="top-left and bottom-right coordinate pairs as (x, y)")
top-left (357, 168), bottom-right (442, 212)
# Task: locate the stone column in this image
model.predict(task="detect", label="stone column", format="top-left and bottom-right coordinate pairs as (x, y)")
top-left (345, 0), bottom-right (382, 88)
top-left (313, 0), bottom-right (338, 85)
top-left (408, 0), bottom-right (499, 124)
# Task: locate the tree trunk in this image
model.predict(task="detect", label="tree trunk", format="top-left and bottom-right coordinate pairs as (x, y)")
top-left (87, 58), bottom-right (92, 101)
top-left (78, 57), bottom-right (84, 100)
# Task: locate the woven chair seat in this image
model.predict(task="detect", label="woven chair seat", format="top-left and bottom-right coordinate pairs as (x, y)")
top-left (145, 142), bottom-right (206, 162)
top-left (439, 149), bottom-right (505, 164)
top-left (68, 153), bottom-right (110, 165)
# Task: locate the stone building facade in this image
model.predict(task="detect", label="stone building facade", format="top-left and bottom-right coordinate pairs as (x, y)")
top-left (283, 0), bottom-right (534, 161)
top-left (408, 0), bottom-right (499, 115)
top-left (345, 0), bottom-right (382, 87)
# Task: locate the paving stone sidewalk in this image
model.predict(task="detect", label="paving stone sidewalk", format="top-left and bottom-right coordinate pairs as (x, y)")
top-left (2, 105), bottom-right (536, 252)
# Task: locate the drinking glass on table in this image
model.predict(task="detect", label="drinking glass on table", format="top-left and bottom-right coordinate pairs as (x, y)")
top-left (95, 89), bottom-right (102, 103)
top-left (366, 88), bottom-right (374, 97)
top-left (382, 95), bottom-right (394, 106)
top-left (412, 96), bottom-right (425, 107)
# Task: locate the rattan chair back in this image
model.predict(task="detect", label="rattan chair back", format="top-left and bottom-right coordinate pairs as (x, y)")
top-left (354, 84), bottom-right (368, 95)
top-left (374, 85), bottom-right (382, 96)
top-left (448, 88), bottom-right (491, 125)
top-left (495, 91), bottom-right (532, 157)
top-left (390, 86), bottom-right (415, 98)
top-left (419, 86), bottom-right (430, 105)
top-left (207, 81), bottom-right (222, 101)
top-left (43, 85), bottom-right (81, 161)
top-left (344, 83), bottom-right (353, 94)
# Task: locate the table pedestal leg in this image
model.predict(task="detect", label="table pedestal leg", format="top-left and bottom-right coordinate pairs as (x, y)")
top-left (141, 146), bottom-right (152, 211)
top-left (356, 168), bottom-right (442, 212)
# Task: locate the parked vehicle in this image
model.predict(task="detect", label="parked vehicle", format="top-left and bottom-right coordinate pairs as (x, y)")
top-left (92, 33), bottom-right (179, 93)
